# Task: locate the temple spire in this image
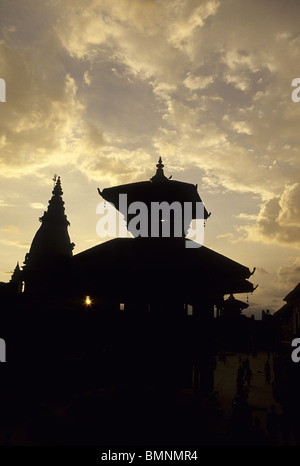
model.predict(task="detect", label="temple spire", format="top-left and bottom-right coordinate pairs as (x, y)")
top-left (52, 175), bottom-right (63, 197)
top-left (24, 176), bottom-right (74, 272)
top-left (38, 176), bottom-right (69, 226)
top-left (150, 157), bottom-right (168, 182)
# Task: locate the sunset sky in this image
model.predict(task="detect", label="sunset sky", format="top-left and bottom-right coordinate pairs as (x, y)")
top-left (1, 0), bottom-right (300, 317)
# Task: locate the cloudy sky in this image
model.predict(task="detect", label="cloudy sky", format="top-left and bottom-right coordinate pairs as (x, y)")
top-left (1, 0), bottom-right (300, 317)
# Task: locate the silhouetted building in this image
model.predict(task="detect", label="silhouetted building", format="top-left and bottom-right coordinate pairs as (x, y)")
top-left (71, 159), bottom-right (255, 394)
top-left (1, 159), bottom-right (256, 398)
top-left (22, 176), bottom-right (75, 295)
top-left (275, 283), bottom-right (300, 344)
top-left (272, 283), bottom-right (300, 443)
top-left (216, 294), bottom-right (249, 318)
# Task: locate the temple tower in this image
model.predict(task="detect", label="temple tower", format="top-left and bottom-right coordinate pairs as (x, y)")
top-left (23, 176), bottom-right (74, 293)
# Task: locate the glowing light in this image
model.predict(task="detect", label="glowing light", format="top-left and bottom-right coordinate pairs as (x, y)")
top-left (85, 295), bottom-right (92, 306)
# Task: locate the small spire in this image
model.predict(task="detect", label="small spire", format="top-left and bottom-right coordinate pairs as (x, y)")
top-left (10, 262), bottom-right (22, 283)
top-left (38, 176), bottom-right (69, 226)
top-left (157, 157), bottom-right (164, 170)
top-left (150, 157), bottom-right (168, 182)
top-left (52, 176), bottom-right (63, 196)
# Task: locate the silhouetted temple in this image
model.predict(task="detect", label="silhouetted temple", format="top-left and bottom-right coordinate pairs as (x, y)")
top-left (1, 159), bottom-right (256, 398)
top-left (216, 294), bottom-right (249, 318)
top-left (23, 176), bottom-right (75, 294)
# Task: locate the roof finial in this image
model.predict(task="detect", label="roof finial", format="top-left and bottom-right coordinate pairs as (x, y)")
top-left (150, 157), bottom-right (168, 182)
top-left (52, 175), bottom-right (63, 196)
top-left (157, 157), bottom-right (164, 170)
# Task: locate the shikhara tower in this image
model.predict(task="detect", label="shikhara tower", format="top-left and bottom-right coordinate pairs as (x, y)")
top-left (23, 176), bottom-right (74, 293)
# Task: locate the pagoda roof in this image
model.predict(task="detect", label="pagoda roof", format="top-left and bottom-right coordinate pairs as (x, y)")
top-left (71, 237), bottom-right (255, 302)
top-left (222, 294), bottom-right (249, 310)
top-left (99, 158), bottom-right (209, 220)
